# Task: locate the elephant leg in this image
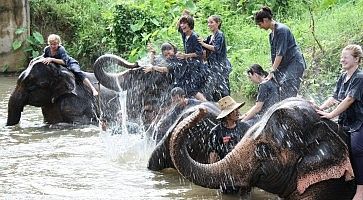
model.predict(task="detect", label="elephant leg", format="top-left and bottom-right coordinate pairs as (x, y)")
top-left (296, 121), bottom-right (354, 194)
top-left (42, 103), bottom-right (64, 124)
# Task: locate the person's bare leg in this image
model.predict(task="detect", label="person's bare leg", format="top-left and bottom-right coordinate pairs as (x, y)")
top-left (353, 185), bottom-right (363, 200)
top-left (83, 78), bottom-right (98, 96)
top-left (195, 92), bottom-right (206, 101)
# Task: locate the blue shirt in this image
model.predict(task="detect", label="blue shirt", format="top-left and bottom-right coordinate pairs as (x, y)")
top-left (333, 68), bottom-right (363, 132)
top-left (269, 23), bottom-right (305, 80)
top-left (182, 31), bottom-right (203, 60)
top-left (204, 30), bottom-right (231, 75)
top-left (256, 79), bottom-right (280, 115)
top-left (43, 45), bottom-right (78, 67)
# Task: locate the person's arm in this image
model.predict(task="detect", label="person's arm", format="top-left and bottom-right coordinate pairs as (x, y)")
top-left (318, 97), bottom-right (339, 110)
top-left (271, 26), bottom-right (288, 71)
top-left (143, 65), bottom-right (169, 73)
top-left (241, 102), bottom-right (264, 121)
top-left (316, 96), bottom-right (355, 119)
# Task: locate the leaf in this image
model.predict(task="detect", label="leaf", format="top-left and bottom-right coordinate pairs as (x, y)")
top-left (32, 31), bottom-right (45, 45)
top-left (185, 0), bottom-right (197, 13)
top-left (130, 21), bottom-right (145, 32)
top-left (12, 40), bottom-right (23, 50)
top-left (15, 27), bottom-right (27, 35)
top-left (151, 18), bottom-right (160, 26)
top-left (130, 48), bottom-right (138, 56)
top-left (2, 64), bottom-right (9, 72)
top-left (32, 50), bottom-right (40, 58)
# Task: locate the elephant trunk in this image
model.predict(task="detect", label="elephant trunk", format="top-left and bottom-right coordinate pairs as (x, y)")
top-left (93, 54), bottom-right (138, 91)
top-left (6, 87), bottom-right (28, 126)
top-left (170, 108), bottom-right (254, 190)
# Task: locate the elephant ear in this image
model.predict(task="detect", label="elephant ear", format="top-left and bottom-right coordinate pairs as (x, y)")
top-left (50, 65), bottom-right (77, 101)
top-left (296, 119), bottom-right (354, 194)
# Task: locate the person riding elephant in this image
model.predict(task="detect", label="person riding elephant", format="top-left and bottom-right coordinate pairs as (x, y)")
top-left (169, 97), bottom-right (356, 199)
top-left (6, 58), bottom-right (119, 126)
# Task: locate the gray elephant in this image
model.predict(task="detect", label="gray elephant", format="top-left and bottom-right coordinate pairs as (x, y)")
top-left (93, 54), bottom-right (173, 128)
top-left (169, 97), bottom-right (356, 199)
top-left (147, 101), bottom-right (221, 171)
top-left (7, 58), bottom-right (119, 126)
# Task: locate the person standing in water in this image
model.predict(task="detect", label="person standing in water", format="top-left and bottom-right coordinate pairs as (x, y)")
top-left (198, 15), bottom-right (231, 100)
top-left (254, 6), bottom-right (305, 100)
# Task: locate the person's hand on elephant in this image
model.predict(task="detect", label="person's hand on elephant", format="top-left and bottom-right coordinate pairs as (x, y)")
top-left (143, 66), bottom-right (154, 73)
top-left (316, 109), bottom-right (334, 119)
top-left (42, 57), bottom-right (54, 65)
top-left (209, 151), bottom-right (219, 163)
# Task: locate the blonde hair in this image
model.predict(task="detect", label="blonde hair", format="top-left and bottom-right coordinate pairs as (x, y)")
top-left (343, 44), bottom-right (363, 64)
top-left (47, 34), bottom-right (62, 45)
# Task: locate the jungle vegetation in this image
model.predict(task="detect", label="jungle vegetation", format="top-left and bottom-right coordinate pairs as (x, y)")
top-left (28, 0), bottom-right (363, 101)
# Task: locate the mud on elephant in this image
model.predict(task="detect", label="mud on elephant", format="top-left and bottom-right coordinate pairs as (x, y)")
top-left (7, 58), bottom-right (119, 126)
top-left (169, 97), bottom-right (356, 200)
top-left (147, 101), bottom-right (221, 171)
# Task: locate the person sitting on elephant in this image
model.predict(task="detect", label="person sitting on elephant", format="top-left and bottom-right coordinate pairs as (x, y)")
top-left (208, 96), bottom-right (250, 194)
top-left (143, 42), bottom-right (206, 101)
top-left (42, 34), bottom-right (98, 96)
top-left (240, 64), bottom-right (280, 126)
top-left (316, 44), bottom-right (363, 200)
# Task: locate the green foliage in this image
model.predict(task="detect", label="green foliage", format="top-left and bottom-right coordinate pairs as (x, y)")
top-left (29, 0), bottom-right (363, 100)
top-left (30, 0), bottom-right (117, 68)
top-left (12, 28), bottom-right (45, 59)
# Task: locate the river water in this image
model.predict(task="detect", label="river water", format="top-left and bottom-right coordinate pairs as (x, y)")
top-left (0, 76), bottom-right (277, 200)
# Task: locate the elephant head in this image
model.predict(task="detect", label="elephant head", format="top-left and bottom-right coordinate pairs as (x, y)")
top-left (147, 101), bottom-right (221, 171)
top-left (7, 59), bottom-right (78, 126)
top-left (169, 97), bottom-right (356, 199)
top-left (93, 54), bottom-right (173, 127)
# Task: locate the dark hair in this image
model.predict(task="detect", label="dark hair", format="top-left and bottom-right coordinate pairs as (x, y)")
top-left (171, 87), bottom-right (185, 97)
top-left (254, 6), bottom-right (273, 24)
top-left (161, 42), bottom-right (177, 54)
top-left (179, 15), bottom-right (194, 30)
top-left (247, 64), bottom-right (268, 77)
top-left (209, 15), bottom-right (222, 29)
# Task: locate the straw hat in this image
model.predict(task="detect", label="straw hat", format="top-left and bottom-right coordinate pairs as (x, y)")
top-left (216, 96), bottom-right (245, 119)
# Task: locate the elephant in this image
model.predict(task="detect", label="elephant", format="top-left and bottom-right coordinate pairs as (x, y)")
top-left (6, 58), bottom-right (119, 126)
top-left (169, 97), bottom-right (356, 199)
top-left (93, 54), bottom-right (227, 128)
top-left (93, 54), bottom-right (173, 128)
top-left (147, 101), bottom-right (221, 171)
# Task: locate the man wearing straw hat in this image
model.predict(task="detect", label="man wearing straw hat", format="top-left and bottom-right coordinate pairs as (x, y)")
top-left (208, 95), bottom-right (250, 194)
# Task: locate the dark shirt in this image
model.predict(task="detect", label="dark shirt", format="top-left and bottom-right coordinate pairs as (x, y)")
top-left (43, 46), bottom-right (78, 67)
top-left (333, 68), bottom-right (363, 132)
top-left (182, 31), bottom-right (203, 60)
top-left (256, 79), bottom-right (280, 115)
top-left (204, 30), bottom-right (231, 75)
top-left (209, 121), bottom-right (250, 159)
top-left (269, 22), bottom-right (305, 80)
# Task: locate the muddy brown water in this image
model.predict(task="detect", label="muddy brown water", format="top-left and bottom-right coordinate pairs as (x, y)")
top-left (0, 76), bottom-right (278, 199)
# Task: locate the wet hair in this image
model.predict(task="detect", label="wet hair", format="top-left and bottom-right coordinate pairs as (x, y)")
top-left (254, 6), bottom-right (273, 24)
top-left (343, 44), bottom-right (363, 64)
top-left (161, 42), bottom-right (177, 54)
top-left (48, 34), bottom-right (62, 45)
top-left (247, 64), bottom-right (268, 77)
top-left (179, 15), bottom-right (194, 30)
top-left (171, 87), bottom-right (185, 97)
top-left (209, 15), bottom-right (222, 29)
